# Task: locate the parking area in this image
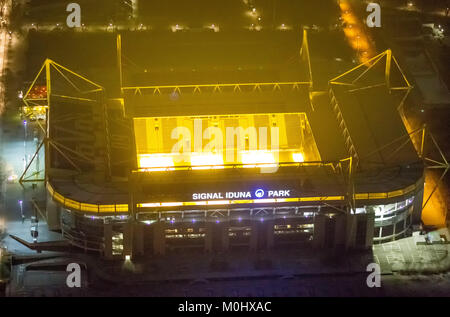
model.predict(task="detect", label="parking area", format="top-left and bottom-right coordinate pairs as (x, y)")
top-left (373, 229), bottom-right (450, 273)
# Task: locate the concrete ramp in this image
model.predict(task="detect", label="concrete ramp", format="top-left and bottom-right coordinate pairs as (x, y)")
top-left (9, 234), bottom-right (70, 252)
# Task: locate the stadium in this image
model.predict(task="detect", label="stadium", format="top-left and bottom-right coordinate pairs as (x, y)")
top-left (20, 27), bottom-right (425, 260)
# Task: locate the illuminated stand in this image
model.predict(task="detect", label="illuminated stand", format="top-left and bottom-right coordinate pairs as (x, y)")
top-left (122, 30), bottom-right (360, 257)
top-left (122, 29), bottom-right (320, 258)
top-left (328, 49), bottom-right (448, 242)
top-left (21, 59), bottom-right (109, 233)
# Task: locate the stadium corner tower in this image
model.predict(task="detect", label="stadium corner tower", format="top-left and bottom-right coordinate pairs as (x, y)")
top-left (23, 30), bottom-right (424, 259)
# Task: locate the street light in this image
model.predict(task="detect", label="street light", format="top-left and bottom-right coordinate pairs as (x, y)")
top-left (23, 120), bottom-right (27, 163)
top-left (18, 200), bottom-right (24, 222)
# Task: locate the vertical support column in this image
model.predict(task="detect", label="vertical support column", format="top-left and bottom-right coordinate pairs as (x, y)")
top-left (153, 221), bottom-right (166, 255)
top-left (204, 221), bottom-right (213, 252)
top-left (249, 219), bottom-right (273, 252)
top-left (204, 221), bottom-right (229, 253)
top-left (385, 49), bottom-right (392, 89)
top-left (123, 186), bottom-right (135, 259)
top-left (312, 214), bottom-right (326, 249)
top-left (122, 222), bottom-right (133, 259)
top-left (102, 94), bottom-right (112, 181)
top-left (412, 186), bottom-right (424, 225)
top-left (250, 220), bottom-right (258, 251)
top-left (344, 214), bottom-right (357, 250)
top-left (117, 34), bottom-right (123, 89)
top-left (46, 192), bottom-right (61, 231)
top-left (104, 222), bottom-right (113, 259)
top-left (265, 219), bottom-right (274, 250)
top-left (392, 214), bottom-right (397, 241)
top-left (133, 222), bottom-right (144, 257)
top-left (365, 213), bottom-right (375, 249)
top-left (334, 214), bottom-right (347, 249)
top-left (92, 90), bottom-right (108, 184)
top-left (44, 60), bottom-right (51, 188)
top-left (222, 221), bottom-right (230, 252)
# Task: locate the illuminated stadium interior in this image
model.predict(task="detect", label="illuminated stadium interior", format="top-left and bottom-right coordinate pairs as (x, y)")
top-left (134, 112), bottom-right (321, 171)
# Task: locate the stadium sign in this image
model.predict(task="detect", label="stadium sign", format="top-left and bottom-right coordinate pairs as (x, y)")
top-left (192, 189), bottom-right (291, 200)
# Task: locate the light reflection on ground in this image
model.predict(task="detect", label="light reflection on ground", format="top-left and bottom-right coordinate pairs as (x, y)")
top-left (339, 0), bottom-right (376, 63)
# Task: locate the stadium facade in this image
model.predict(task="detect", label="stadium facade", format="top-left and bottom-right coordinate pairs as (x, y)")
top-left (22, 30), bottom-right (425, 259)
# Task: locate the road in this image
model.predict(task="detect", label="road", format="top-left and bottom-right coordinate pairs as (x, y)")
top-left (6, 256), bottom-right (450, 296)
top-left (0, 116), bottom-right (61, 253)
top-left (0, 0), bottom-right (11, 115)
top-left (0, 0), bottom-right (65, 258)
top-left (375, 0), bottom-right (450, 18)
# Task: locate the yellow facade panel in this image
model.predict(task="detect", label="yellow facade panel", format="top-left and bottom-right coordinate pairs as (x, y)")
top-left (368, 193), bottom-right (388, 199)
top-left (53, 192), bottom-right (65, 204)
top-left (388, 190), bottom-right (403, 198)
top-left (64, 198), bottom-right (80, 209)
top-left (99, 205), bottom-right (116, 213)
top-left (80, 203), bottom-right (99, 212)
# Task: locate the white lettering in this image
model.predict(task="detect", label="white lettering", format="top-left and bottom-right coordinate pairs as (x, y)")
top-left (222, 301), bottom-right (272, 312)
top-left (366, 3), bottom-right (381, 28)
top-left (366, 263), bottom-right (381, 287)
top-left (178, 301), bottom-right (213, 314)
top-left (66, 3), bottom-right (81, 28)
top-left (268, 190), bottom-right (291, 198)
top-left (66, 263), bottom-right (81, 288)
top-left (193, 190), bottom-right (291, 200)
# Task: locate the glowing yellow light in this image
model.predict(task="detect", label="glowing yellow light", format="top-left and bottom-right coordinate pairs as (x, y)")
top-left (143, 167), bottom-right (176, 172)
top-left (342, 16), bottom-right (356, 25)
top-left (339, 2), bottom-right (350, 11)
top-left (241, 151), bottom-right (275, 166)
top-left (161, 202), bottom-right (183, 207)
top-left (339, 0), bottom-right (376, 63)
top-left (232, 199), bottom-right (253, 204)
top-left (191, 153), bottom-right (224, 169)
top-left (138, 154), bottom-right (174, 169)
top-left (207, 200), bottom-right (230, 205)
top-left (254, 199), bottom-right (276, 203)
top-left (292, 152), bottom-right (305, 163)
top-left (0, 217), bottom-right (5, 234)
top-left (139, 203), bottom-right (161, 207)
